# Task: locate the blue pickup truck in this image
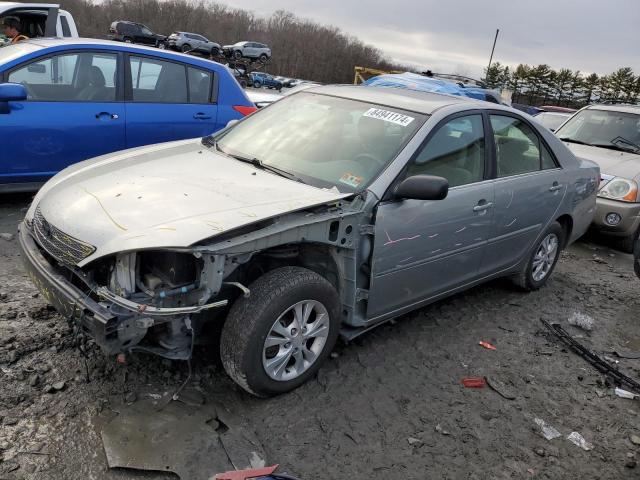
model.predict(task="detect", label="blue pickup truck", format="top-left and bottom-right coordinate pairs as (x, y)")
top-left (0, 38), bottom-right (256, 192)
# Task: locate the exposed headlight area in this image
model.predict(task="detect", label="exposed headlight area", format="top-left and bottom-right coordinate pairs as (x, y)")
top-left (598, 175), bottom-right (639, 202)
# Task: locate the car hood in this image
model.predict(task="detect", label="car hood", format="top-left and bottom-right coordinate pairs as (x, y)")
top-left (564, 142), bottom-right (640, 181)
top-left (31, 140), bottom-right (349, 266)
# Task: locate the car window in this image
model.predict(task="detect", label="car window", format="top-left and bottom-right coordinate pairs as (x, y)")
top-left (490, 115), bottom-right (552, 177)
top-left (556, 109), bottom-right (640, 151)
top-left (214, 92), bottom-right (427, 193)
top-left (405, 114), bottom-right (485, 188)
top-left (8, 52), bottom-right (117, 102)
top-left (188, 67), bottom-right (212, 103)
top-left (140, 26), bottom-right (153, 35)
top-left (129, 56), bottom-right (187, 103)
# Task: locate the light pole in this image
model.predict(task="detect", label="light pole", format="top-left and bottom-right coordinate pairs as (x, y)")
top-left (486, 29), bottom-right (500, 80)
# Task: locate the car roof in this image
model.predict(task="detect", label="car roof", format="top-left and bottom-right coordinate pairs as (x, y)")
top-left (586, 104), bottom-right (640, 115)
top-left (308, 84), bottom-right (486, 115)
top-left (10, 38), bottom-right (221, 68)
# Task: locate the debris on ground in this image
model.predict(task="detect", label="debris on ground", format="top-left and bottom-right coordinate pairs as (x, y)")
top-left (567, 312), bottom-right (595, 331)
top-left (534, 418), bottom-right (562, 441)
top-left (611, 349), bottom-right (640, 360)
top-left (486, 376), bottom-right (517, 400)
top-left (407, 436), bottom-right (423, 445)
top-left (0, 232), bottom-right (13, 241)
top-left (630, 435), bottom-right (640, 446)
top-left (434, 424), bottom-right (450, 435)
top-left (541, 319), bottom-right (640, 394)
top-left (214, 465), bottom-right (286, 480)
top-left (566, 432), bottom-right (594, 451)
top-left (478, 341), bottom-right (497, 350)
top-left (461, 377), bottom-right (486, 388)
top-left (615, 387), bottom-right (638, 400)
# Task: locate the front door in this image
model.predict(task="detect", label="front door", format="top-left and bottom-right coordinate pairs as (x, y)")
top-left (2, 50), bottom-right (125, 185)
top-left (125, 55), bottom-right (219, 148)
top-left (367, 113), bottom-right (494, 319)
top-left (482, 114), bottom-right (566, 273)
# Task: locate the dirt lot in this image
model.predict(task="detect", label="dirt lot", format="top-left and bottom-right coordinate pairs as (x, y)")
top-left (1, 193), bottom-right (640, 480)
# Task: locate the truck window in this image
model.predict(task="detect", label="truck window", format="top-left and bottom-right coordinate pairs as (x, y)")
top-left (60, 15), bottom-right (71, 37)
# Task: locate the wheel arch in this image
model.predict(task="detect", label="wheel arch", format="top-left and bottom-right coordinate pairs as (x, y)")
top-left (555, 213), bottom-right (573, 247)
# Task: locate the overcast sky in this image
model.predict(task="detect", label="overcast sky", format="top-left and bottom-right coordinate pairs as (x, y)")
top-left (229, 0), bottom-right (639, 77)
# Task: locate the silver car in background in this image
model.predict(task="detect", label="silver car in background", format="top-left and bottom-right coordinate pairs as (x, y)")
top-left (19, 86), bottom-right (598, 397)
top-left (167, 31), bottom-right (221, 55)
top-left (222, 41), bottom-right (271, 62)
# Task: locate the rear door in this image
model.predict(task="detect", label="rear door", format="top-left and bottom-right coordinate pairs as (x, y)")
top-left (124, 55), bottom-right (219, 147)
top-left (2, 50), bottom-right (125, 185)
top-left (481, 113), bottom-right (565, 273)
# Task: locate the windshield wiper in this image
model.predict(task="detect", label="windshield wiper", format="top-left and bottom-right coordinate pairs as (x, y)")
top-left (610, 136), bottom-right (640, 153)
top-left (215, 144), bottom-right (304, 183)
top-left (558, 137), bottom-right (594, 146)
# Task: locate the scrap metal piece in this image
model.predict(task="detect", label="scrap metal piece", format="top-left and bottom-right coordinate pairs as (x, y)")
top-left (541, 319), bottom-right (640, 394)
top-left (215, 465), bottom-right (278, 480)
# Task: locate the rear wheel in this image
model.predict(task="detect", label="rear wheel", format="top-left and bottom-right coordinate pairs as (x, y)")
top-left (157, 41), bottom-right (166, 49)
top-left (253, 80), bottom-right (262, 88)
top-left (513, 222), bottom-right (564, 291)
top-left (259, 53), bottom-right (268, 63)
top-left (123, 37), bottom-right (133, 43)
top-left (234, 50), bottom-right (243, 59)
top-left (210, 46), bottom-right (220, 56)
top-left (220, 267), bottom-right (340, 397)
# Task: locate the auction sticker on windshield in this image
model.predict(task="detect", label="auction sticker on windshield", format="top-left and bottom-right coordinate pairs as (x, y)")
top-left (339, 172), bottom-right (363, 188)
top-left (364, 108), bottom-right (415, 127)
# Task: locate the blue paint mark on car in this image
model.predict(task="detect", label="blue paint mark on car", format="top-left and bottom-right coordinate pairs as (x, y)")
top-left (0, 38), bottom-right (256, 191)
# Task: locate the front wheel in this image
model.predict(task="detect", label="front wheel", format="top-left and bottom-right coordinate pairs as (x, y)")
top-left (157, 42), bottom-right (166, 49)
top-left (233, 50), bottom-right (243, 59)
top-left (181, 44), bottom-right (191, 53)
top-left (513, 222), bottom-right (564, 291)
top-left (220, 267), bottom-right (340, 397)
top-left (259, 53), bottom-right (268, 63)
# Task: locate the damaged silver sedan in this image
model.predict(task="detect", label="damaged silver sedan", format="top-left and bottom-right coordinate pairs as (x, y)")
top-left (19, 86), bottom-right (599, 396)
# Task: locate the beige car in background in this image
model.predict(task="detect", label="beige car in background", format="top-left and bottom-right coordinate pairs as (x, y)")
top-left (555, 104), bottom-right (640, 251)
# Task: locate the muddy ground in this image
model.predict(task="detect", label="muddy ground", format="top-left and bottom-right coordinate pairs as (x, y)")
top-left (1, 193), bottom-right (640, 480)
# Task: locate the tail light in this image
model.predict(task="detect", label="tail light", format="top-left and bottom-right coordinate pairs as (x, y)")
top-left (233, 105), bottom-right (257, 116)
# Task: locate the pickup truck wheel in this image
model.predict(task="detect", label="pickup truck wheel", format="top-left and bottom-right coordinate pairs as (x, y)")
top-left (513, 222), bottom-right (564, 291)
top-left (220, 267), bottom-right (340, 397)
top-left (181, 44), bottom-right (191, 53)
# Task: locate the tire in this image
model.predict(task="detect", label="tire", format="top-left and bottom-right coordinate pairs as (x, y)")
top-left (513, 221), bottom-right (564, 291)
top-left (123, 37), bottom-right (133, 43)
top-left (617, 227), bottom-right (639, 253)
top-left (633, 236), bottom-right (640, 279)
top-left (157, 42), bottom-right (166, 49)
top-left (239, 79), bottom-right (248, 88)
top-left (259, 53), bottom-right (268, 63)
top-left (220, 266), bottom-right (340, 397)
top-left (181, 44), bottom-right (191, 53)
top-left (253, 81), bottom-right (262, 88)
top-left (211, 47), bottom-right (220, 56)
top-left (233, 50), bottom-right (243, 59)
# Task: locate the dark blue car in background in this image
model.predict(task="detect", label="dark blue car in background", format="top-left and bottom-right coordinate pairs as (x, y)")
top-left (0, 38), bottom-right (256, 191)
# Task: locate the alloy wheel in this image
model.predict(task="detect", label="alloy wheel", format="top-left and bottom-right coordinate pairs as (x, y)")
top-left (532, 233), bottom-right (559, 282)
top-left (262, 300), bottom-right (330, 381)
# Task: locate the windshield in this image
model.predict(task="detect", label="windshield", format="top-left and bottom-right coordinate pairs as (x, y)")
top-left (556, 108), bottom-right (640, 153)
top-left (208, 92), bottom-right (426, 192)
top-left (536, 112), bottom-right (570, 131)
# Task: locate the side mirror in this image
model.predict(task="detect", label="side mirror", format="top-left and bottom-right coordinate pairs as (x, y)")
top-left (394, 175), bottom-right (449, 201)
top-left (0, 83), bottom-right (27, 114)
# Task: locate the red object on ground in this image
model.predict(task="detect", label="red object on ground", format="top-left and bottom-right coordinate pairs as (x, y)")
top-left (461, 377), bottom-right (487, 388)
top-left (479, 341), bottom-right (497, 350)
top-left (116, 353), bottom-right (126, 364)
top-left (215, 465), bottom-right (279, 480)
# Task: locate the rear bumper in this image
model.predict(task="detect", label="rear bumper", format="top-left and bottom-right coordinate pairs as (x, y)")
top-left (592, 197), bottom-right (640, 237)
top-left (18, 223), bottom-right (120, 352)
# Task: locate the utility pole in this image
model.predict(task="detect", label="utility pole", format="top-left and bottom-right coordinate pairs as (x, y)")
top-left (486, 29), bottom-right (500, 80)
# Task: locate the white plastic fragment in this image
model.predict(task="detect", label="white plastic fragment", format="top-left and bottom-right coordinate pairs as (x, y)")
top-left (534, 418), bottom-right (562, 440)
top-left (615, 387), bottom-right (639, 399)
top-left (567, 312), bottom-right (594, 331)
top-left (566, 431), bottom-right (594, 451)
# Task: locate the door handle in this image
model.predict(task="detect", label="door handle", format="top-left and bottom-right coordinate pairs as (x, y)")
top-left (549, 182), bottom-right (562, 192)
top-left (473, 201), bottom-right (493, 212)
top-left (95, 112), bottom-right (119, 120)
top-left (193, 112), bottom-right (212, 120)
